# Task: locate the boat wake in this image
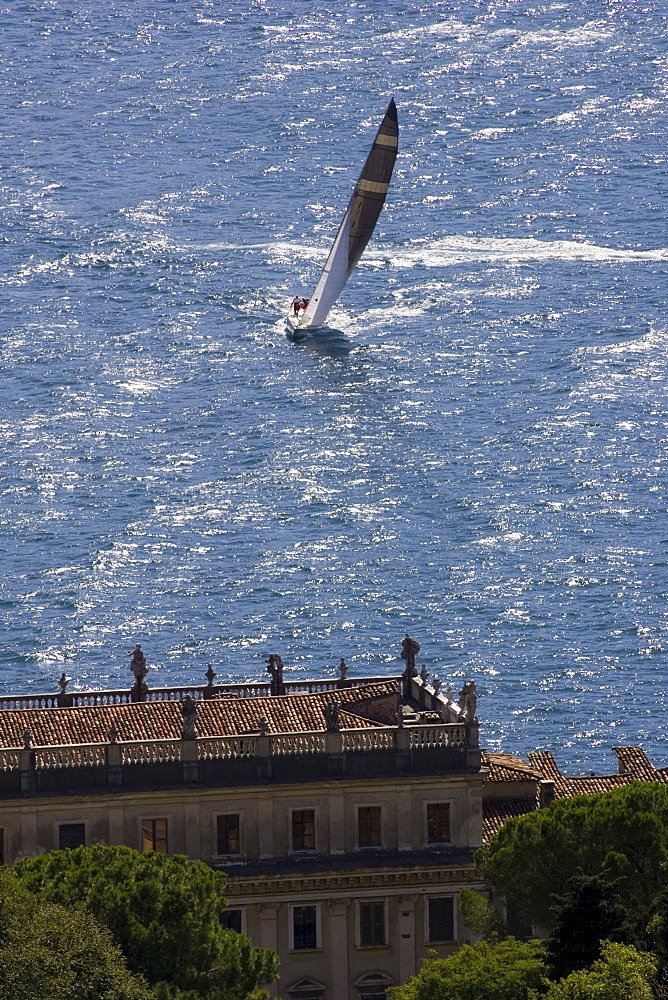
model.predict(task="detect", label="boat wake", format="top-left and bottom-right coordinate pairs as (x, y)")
top-left (383, 235), bottom-right (668, 268)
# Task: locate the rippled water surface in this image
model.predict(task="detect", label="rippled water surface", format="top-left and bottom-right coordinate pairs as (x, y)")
top-left (2, 0), bottom-right (668, 771)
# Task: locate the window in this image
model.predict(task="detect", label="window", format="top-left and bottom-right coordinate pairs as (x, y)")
top-left (357, 806), bottom-right (382, 847)
top-left (428, 896), bottom-right (454, 942)
top-left (292, 905), bottom-right (319, 950)
top-left (59, 823), bottom-right (85, 850)
top-left (427, 803), bottom-right (451, 843)
top-left (359, 900), bottom-right (386, 947)
top-left (221, 908), bottom-right (243, 933)
top-left (354, 973), bottom-right (393, 1000)
top-left (142, 818), bottom-right (168, 854)
top-left (217, 814), bottom-right (240, 855)
top-left (292, 810), bottom-right (315, 851)
top-left (287, 977), bottom-right (325, 1000)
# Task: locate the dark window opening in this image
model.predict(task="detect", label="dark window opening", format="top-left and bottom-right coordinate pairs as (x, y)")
top-left (293, 905), bottom-right (318, 950)
top-left (217, 814), bottom-right (240, 854)
top-left (59, 823), bottom-right (85, 850)
top-left (292, 810), bottom-right (315, 851)
top-left (221, 908), bottom-right (243, 933)
top-left (142, 818), bottom-right (167, 854)
top-left (428, 896), bottom-right (454, 942)
top-left (427, 803), bottom-right (451, 843)
top-left (358, 806), bottom-right (382, 847)
top-left (359, 901), bottom-right (386, 947)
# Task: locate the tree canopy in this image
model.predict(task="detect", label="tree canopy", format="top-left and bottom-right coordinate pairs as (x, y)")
top-left (544, 873), bottom-right (633, 980)
top-left (14, 845), bottom-right (278, 1000)
top-left (389, 937), bottom-right (549, 1000)
top-left (476, 782), bottom-right (668, 935)
top-left (0, 866), bottom-right (152, 1000)
top-left (539, 941), bottom-right (656, 1000)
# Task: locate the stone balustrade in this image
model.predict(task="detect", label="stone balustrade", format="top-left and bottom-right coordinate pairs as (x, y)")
top-left (0, 721), bottom-right (480, 797)
top-left (0, 675), bottom-right (396, 713)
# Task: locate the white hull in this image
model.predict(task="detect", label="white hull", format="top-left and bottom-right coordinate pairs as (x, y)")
top-left (285, 312), bottom-right (316, 334)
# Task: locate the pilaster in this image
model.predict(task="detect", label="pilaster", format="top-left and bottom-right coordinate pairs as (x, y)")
top-left (257, 793), bottom-right (274, 858)
top-left (328, 790), bottom-right (345, 854)
top-left (258, 903), bottom-right (279, 997)
top-left (329, 899), bottom-right (350, 1000)
top-left (396, 786), bottom-right (413, 851)
top-left (397, 895), bottom-right (418, 984)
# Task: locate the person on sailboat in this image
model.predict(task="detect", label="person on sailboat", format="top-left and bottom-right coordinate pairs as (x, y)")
top-left (292, 296), bottom-right (309, 316)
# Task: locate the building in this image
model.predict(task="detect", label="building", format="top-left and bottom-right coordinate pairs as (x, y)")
top-left (0, 644), bottom-right (486, 1000)
top-left (2, 642), bottom-right (660, 998)
top-left (480, 744), bottom-right (668, 844)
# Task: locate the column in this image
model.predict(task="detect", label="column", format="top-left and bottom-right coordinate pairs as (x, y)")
top-left (329, 899), bottom-right (350, 1000)
top-left (397, 896), bottom-right (418, 984)
top-left (258, 903), bottom-right (280, 998)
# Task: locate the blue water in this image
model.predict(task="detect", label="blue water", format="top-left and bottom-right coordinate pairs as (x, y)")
top-left (2, 1), bottom-right (668, 772)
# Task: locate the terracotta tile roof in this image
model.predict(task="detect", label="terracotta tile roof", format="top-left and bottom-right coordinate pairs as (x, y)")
top-left (527, 750), bottom-right (562, 781)
top-left (481, 746), bottom-right (668, 841)
top-left (527, 746), bottom-right (668, 799)
top-left (481, 750), bottom-right (542, 782)
top-left (483, 796), bottom-right (539, 844)
top-left (612, 746), bottom-right (662, 780)
top-left (0, 681), bottom-right (400, 748)
top-left (556, 774), bottom-right (632, 797)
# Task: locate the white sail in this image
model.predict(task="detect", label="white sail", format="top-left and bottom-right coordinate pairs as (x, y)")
top-left (289, 98), bottom-right (398, 331)
top-left (299, 215), bottom-right (351, 328)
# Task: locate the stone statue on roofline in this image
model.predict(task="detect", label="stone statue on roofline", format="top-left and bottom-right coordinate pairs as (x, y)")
top-left (57, 672), bottom-right (73, 708)
top-left (265, 653), bottom-right (285, 696)
top-left (129, 644), bottom-right (149, 702)
top-left (458, 680), bottom-right (478, 724)
top-left (181, 695), bottom-right (197, 740)
top-left (400, 634), bottom-right (420, 678)
top-left (323, 701), bottom-right (341, 733)
top-left (336, 657), bottom-right (353, 689)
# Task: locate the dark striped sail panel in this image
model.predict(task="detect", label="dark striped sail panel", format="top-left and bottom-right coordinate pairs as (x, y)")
top-left (346, 97), bottom-right (399, 276)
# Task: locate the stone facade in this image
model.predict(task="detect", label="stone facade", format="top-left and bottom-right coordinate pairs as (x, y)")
top-left (0, 655), bottom-right (486, 1000)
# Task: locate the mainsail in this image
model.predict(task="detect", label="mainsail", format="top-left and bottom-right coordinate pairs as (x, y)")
top-left (295, 98), bottom-right (398, 330)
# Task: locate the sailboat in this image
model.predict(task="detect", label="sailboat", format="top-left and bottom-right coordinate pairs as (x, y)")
top-left (286, 98), bottom-right (398, 333)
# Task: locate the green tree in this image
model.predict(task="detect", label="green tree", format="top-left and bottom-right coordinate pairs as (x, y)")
top-left (537, 941), bottom-right (656, 1000)
top-left (477, 783), bottom-right (668, 935)
top-left (459, 889), bottom-right (503, 938)
top-left (15, 845), bottom-right (278, 1000)
top-left (545, 873), bottom-right (633, 980)
top-left (389, 936), bottom-right (549, 1000)
top-left (0, 866), bottom-right (152, 1000)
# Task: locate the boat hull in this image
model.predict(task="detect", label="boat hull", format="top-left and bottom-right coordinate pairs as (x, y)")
top-left (285, 312), bottom-right (315, 335)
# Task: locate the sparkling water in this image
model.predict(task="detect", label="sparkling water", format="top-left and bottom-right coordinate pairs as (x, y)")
top-left (2, 1), bottom-right (667, 771)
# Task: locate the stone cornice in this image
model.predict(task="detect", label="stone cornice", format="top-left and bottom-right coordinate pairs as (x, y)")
top-left (226, 864), bottom-right (482, 898)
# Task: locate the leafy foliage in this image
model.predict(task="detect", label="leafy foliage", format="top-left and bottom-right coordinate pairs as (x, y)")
top-left (537, 941), bottom-right (656, 1000)
top-left (388, 936), bottom-right (549, 1000)
top-left (15, 845), bottom-right (278, 1000)
top-left (459, 889), bottom-right (503, 938)
top-left (0, 866), bottom-right (152, 1000)
top-left (476, 782), bottom-right (668, 935)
